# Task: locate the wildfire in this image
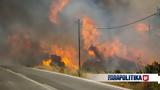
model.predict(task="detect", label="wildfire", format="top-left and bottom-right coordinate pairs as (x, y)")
top-left (49, 0), bottom-right (69, 24)
top-left (80, 16), bottom-right (145, 63)
top-left (126, 48), bottom-right (144, 60)
top-left (136, 23), bottom-right (149, 33)
top-left (81, 16), bottom-right (100, 50)
top-left (88, 50), bottom-right (95, 57)
top-left (97, 39), bottom-right (121, 57)
top-left (42, 59), bottom-right (52, 67)
top-left (40, 43), bottom-right (78, 70)
top-left (47, 0), bottom-right (148, 71)
top-left (50, 45), bottom-right (77, 70)
top-left (98, 38), bottom-right (145, 61)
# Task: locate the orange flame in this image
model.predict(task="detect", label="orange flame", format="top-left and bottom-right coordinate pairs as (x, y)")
top-left (42, 59), bottom-right (52, 67)
top-left (81, 16), bottom-right (100, 50)
top-left (97, 38), bottom-right (145, 62)
top-left (40, 43), bottom-right (78, 70)
top-left (88, 50), bottom-right (95, 57)
top-left (50, 45), bottom-right (77, 70)
top-left (49, 0), bottom-right (69, 24)
top-left (97, 39), bottom-right (121, 57)
top-left (136, 23), bottom-right (149, 33)
top-left (80, 16), bottom-right (145, 63)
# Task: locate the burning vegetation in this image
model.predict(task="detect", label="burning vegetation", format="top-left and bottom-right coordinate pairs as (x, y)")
top-left (81, 16), bottom-right (145, 72)
top-left (39, 44), bottom-right (78, 72)
top-left (0, 0), bottom-right (159, 73)
top-left (81, 16), bottom-right (100, 50)
top-left (42, 59), bottom-right (52, 67)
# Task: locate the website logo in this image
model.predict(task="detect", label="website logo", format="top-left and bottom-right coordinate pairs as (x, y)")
top-left (143, 75), bottom-right (149, 81)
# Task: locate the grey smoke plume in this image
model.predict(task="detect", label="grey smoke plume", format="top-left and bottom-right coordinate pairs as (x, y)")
top-left (0, 0), bottom-right (159, 72)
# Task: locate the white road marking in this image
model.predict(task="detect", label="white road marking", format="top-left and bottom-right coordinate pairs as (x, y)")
top-left (32, 68), bottom-right (131, 90)
top-left (0, 67), bottom-right (58, 90)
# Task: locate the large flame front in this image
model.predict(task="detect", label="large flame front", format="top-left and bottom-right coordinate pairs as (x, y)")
top-left (81, 16), bottom-right (100, 50)
top-left (50, 45), bottom-right (77, 70)
top-left (97, 39), bottom-right (144, 61)
top-left (40, 43), bottom-right (78, 71)
top-left (49, 0), bottom-right (69, 24)
top-left (81, 16), bottom-right (145, 63)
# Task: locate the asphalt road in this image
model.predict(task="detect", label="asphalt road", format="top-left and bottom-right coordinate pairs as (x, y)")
top-left (0, 66), bottom-right (130, 90)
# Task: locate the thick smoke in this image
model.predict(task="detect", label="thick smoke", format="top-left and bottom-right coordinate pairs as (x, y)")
top-left (0, 0), bottom-right (159, 72)
top-left (66, 0), bottom-right (160, 71)
top-left (0, 0), bottom-right (52, 66)
top-left (97, 0), bottom-right (160, 65)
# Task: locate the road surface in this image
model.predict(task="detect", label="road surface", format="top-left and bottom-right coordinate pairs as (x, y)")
top-left (0, 66), bottom-right (130, 90)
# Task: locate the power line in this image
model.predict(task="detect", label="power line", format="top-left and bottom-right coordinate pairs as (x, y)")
top-left (97, 13), bottom-right (157, 29)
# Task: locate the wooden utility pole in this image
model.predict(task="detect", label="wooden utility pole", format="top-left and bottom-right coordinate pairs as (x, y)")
top-left (78, 18), bottom-right (81, 77)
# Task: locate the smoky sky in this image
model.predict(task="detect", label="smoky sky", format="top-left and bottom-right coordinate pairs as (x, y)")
top-left (0, 0), bottom-right (160, 67)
